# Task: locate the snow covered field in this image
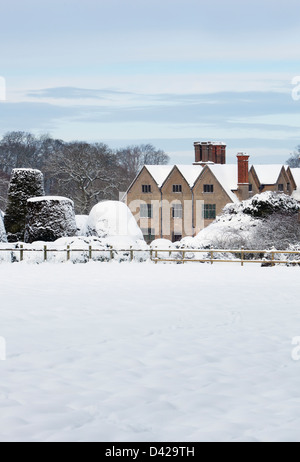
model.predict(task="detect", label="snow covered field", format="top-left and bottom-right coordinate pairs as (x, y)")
top-left (0, 262), bottom-right (300, 442)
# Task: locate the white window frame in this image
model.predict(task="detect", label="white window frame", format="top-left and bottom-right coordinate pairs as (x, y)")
top-left (140, 203), bottom-right (153, 218)
top-left (172, 203), bottom-right (183, 219)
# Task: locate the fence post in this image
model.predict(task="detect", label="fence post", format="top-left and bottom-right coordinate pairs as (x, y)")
top-left (271, 252), bottom-right (275, 267)
top-left (241, 247), bottom-right (244, 267)
top-left (210, 250), bottom-right (214, 265)
top-left (130, 246), bottom-right (133, 262)
top-left (110, 246), bottom-right (114, 260)
top-left (155, 249), bottom-right (158, 264)
top-left (182, 250), bottom-right (186, 263)
top-left (150, 248), bottom-right (153, 262)
top-left (67, 245), bottom-right (70, 261)
top-left (89, 245), bottom-right (92, 261)
top-left (44, 245), bottom-right (47, 262)
top-left (20, 244), bottom-right (24, 262)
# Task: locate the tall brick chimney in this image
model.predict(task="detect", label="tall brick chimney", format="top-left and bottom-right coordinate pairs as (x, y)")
top-left (194, 141), bottom-right (226, 165)
top-left (236, 153), bottom-right (250, 201)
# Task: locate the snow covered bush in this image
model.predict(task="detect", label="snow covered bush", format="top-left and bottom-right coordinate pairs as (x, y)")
top-left (75, 215), bottom-right (88, 236)
top-left (183, 192), bottom-right (300, 251)
top-left (24, 196), bottom-right (77, 243)
top-left (86, 201), bottom-right (144, 241)
top-left (225, 191), bottom-right (300, 218)
top-left (4, 168), bottom-right (45, 242)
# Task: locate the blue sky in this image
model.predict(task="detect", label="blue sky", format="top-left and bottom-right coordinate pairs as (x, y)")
top-left (1, 0), bottom-right (300, 164)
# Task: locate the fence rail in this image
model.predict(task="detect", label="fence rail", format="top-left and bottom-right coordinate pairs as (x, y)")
top-left (0, 245), bottom-right (300, 265)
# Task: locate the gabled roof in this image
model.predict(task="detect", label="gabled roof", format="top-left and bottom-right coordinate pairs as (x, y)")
top-left (251, 165), bottom-right (284, 185)
top-left (206, 164), bottom-right (239, 203)
top-left (127, 163), bottom-right (240, 202)
top-left (145, 164), bottom-right (202, 188)
top-left (144, 165), bottom-right (174, 188)
top-left (175, 165), bottom-right (203, 187)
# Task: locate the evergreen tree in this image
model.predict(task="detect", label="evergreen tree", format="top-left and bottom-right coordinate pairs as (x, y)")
top-left (4, 169), bottom-right (45, 242)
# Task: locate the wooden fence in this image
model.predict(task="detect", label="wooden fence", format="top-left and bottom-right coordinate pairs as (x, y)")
top-left (0, 245), bottom-right (299, 265)
top-left (149, 248), bottom-right (300, 266)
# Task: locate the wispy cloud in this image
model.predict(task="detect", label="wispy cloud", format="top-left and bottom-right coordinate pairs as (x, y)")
top-left (1, 89), bottom-right (299, 134)
top-left (27, 87), bottom-right (135, 100)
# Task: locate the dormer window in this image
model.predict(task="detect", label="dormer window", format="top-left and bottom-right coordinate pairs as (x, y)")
top-left (203, 184), bottom-right (214, 193)
top-left (173, 185), bottom-right (182, 193)
top-left (142, 185), bottom-right (152, 193)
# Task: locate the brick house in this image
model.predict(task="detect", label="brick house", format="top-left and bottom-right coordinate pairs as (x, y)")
top-left (125, 142), bottom-right (298, 242)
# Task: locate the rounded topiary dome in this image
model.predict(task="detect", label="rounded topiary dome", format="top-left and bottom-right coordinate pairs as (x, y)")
top-left (24, 196), bottom-right (77, 243)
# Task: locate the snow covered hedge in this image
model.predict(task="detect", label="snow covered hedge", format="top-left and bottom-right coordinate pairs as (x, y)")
top-left (178, 192), bottom-right (300, 251)
top-left (4, 169), bottom-right (45, 242)
top-left (24, 196), bottom-right (77, 243)
top-left (225, 191), bottom-right (300, 218)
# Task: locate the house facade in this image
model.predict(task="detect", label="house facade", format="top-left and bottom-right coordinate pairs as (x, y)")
top-left (125, 142), bottom-right (298, 242)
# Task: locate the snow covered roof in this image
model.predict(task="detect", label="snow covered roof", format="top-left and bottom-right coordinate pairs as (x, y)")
top-left (140, 164), bottom-right (239, 200)
top-left (208, 164), bottom-right (239, 203)
top-left (145, 165), bottom-right (174, 188)
top-left (145, 165), bottom-right (202, 188)
top-left (252, 165), bottom-right (283, 185)
top-left (175, 165), bottom-right (203, 187)
top-left (291, 168), bottom-right (300, 201)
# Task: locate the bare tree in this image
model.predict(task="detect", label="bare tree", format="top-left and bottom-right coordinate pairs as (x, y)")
top-left (45, 142), bottom-right (123, 214)
top-left (116, 144), bottom-right (170, 183)
top-left (286, 146), bottom-right (300, 168)
top-left (0, 131), bottom-right (41, 173)
top-left (0, 132), bottom-right (169, 213)
top-left (0, 170), bottom-right (10, 211)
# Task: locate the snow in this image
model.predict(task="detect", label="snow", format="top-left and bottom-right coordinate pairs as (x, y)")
top-left (208, 164), bottom-right (239, 203)
top-left (150, 239), bottom-right (174, 259)
top-left (194, 212), bottom-right (257, 248)
top-left (150, 238), bottom-right (174, 249)
top-left (176, 165), bottom-right (202, 187)
top-left (187, 191), bottom-right (300, 250)
top-left (28, 196), bottom-right (74, 204)
top-left (0, 213), bottom-right (7, 242)
top-left (194, 141), bottom-right (226, 146)
top-left (86, 201), bottom-right (144, 241)
top-left (75, 215), bottom-right (88, 236)
top-left (146, 165), bottom-right (202, 188)
top-left (0, 263), bottom-right (299, 442)
top-left (253, 165), bottom-right (283, 185)
top-left (145, 165), bottom-right (174, 188)
top-left (11, 168), bottom-right (42, 173)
